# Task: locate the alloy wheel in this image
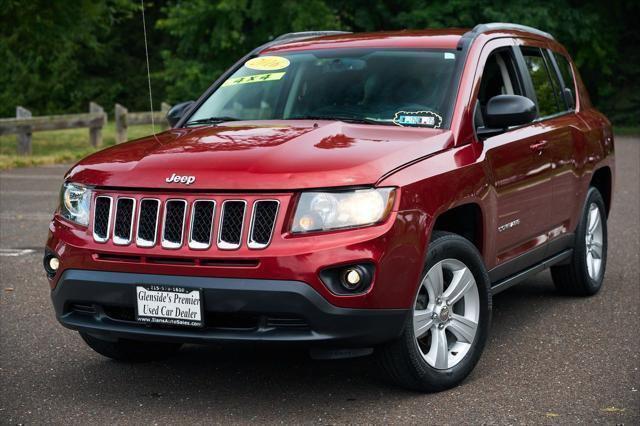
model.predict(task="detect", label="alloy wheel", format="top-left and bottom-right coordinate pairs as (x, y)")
top-left (585, 202), bottom-right (604, 280)
top-left (413, 259), bottom-right (480, 369)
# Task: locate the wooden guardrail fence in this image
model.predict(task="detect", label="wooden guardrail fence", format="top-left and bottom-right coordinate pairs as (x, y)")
top-left (115, 102), bottom-right (171, 144)
top-left (0, 102), bottom-right (172, 155)
top-left (0, 103), bottom-right (107, 155)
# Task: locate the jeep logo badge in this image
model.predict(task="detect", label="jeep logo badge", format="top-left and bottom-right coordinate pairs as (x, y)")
top-left (165, 173), bottom-right (196, 185)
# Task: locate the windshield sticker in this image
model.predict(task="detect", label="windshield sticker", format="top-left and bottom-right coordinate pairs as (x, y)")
top-left (245, 56), bottom-right (290, 71)
top-left (221, 72), bottom-right (286, 87)
top-left (393, 111), bottom-right (443, 128)
top-left (444, 52), bottom-right (455, 60)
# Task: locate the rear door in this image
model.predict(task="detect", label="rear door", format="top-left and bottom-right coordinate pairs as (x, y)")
top-left (516, 43), bottom-right (579, 248)
top-left (545, 50), bottom-right (585, 236)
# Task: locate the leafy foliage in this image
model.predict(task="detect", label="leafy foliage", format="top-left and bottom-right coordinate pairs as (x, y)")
top-left (0, 0), bottom-right (162, 117)
top-left (0, 0), bottom-right (637, 126)
top-left (157, 0), bottom-right (339, 101)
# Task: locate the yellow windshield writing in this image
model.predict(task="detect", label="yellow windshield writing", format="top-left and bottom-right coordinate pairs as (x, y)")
top-left (245, 56), bottom-right (290, 71)
top-left (221, 72), bottom-right (286, 87)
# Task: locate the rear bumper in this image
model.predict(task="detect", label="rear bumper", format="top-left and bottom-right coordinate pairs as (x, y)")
top-left (52, 270), bottom-right (409, 346)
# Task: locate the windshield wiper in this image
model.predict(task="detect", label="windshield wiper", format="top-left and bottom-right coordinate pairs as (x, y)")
top-left (186, 115), bottom-right (392, 126)
top-left (185, 116), bottom-right (242, 126)
top-left (289, 115), bottom-right (389, 125)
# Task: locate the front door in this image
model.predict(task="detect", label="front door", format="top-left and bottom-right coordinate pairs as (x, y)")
top-left (473, 44), bottom-right (554, 267)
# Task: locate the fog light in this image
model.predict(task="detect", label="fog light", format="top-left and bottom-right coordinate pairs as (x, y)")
top-left (43, 251), bottom-right (60, 278)
top-left (345, 269), bottom-right (361, 286)
top-left (341, 267), bottom-right (365, 290)
top-left (319, 263), bottom-right (374, 295)
top-left (49, 257), bottom-right (60, 271)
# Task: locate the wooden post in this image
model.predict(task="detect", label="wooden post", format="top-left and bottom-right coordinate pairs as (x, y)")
top-left (114, 103), bottom-right (128, 143)
top-left (89, 102), bottom-right (106, 147)
top-left (161, 102), bottom-right (171, 129)
top-left (16, 106), bottom-right (32, 155)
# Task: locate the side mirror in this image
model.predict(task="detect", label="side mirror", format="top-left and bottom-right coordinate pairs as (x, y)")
top-left (166, 101), bottom-right (195, 127)
top-left (484, 95), bottom-right (537, 129)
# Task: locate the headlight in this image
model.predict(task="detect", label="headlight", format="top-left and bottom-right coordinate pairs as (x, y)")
top-left (59, 182), bottom-right (92, 226)
top-left (291, 188), bottom-right (396, 233)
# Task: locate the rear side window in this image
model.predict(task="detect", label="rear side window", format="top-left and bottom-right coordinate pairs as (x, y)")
top-left (553, 52), bottom-right (576, 109)
top-left (521, 47), bottom-right (563, 117)
top-left (543, 50), bottom-right (565, 109)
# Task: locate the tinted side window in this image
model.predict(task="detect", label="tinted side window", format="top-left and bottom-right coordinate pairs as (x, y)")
top-left (521, 47), bottom-right (563, 117)
top-left (553, 52), bottom-right (576, 108)
top-left (543, 50), bottom-right (566, 109)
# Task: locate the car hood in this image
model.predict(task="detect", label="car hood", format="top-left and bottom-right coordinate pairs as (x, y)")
top-left (66, 120), bottom-right (453, 190)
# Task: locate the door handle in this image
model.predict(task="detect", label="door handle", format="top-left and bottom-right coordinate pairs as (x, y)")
top-left (529, 140), bottom-right (548, 154)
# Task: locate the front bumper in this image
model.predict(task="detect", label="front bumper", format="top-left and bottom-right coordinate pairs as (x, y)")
top-left (46, 206), bottom-right (429, 310)
top-left (52, 269), bottom-right (409, 346)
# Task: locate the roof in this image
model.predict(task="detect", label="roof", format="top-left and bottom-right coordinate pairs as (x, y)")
top-left (261, 29), bottom-right (467, 54)
top-left (260, 23), bottom-right (555, 54)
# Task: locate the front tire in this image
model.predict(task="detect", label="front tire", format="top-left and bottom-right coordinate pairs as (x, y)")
top-left (378, 231), bottom-right (492, 392)
top-left (551, 187), bottom-right (608, 296)
top-left (80, 332), bottom-right (182, 362)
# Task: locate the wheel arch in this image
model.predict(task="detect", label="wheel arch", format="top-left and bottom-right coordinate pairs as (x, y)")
top-left (590, 166), bottom-right (612, 217)
top-left (430, 202), bottom-right (485, 257)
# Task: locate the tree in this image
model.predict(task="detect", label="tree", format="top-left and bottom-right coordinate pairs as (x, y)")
top-left (157, 0), bottom-right (340, 102)
top-left (0, 0), bottom-right (162, 116)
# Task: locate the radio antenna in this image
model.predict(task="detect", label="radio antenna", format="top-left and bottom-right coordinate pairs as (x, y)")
top-left (140, 0), bottom-right (159, 142)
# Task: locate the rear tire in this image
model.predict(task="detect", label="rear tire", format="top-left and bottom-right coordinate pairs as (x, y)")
top-left (80, 332), bottom-right (182, 362)
top-left (551, 187), bottom-right (607, 296)
top-left (377, 231), bottom-right (492, 392)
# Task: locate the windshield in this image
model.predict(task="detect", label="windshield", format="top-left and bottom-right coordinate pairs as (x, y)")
top-left (186, 49), bottom-right (459, 129)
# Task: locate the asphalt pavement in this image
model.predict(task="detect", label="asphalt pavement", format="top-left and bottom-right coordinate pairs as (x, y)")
top-left (1, 137), bottom-right (638, 424)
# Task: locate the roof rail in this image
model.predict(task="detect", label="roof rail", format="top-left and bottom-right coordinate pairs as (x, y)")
top-left (273, 31), bottom-right (351, 42)
top-left (457, 22), bottom-right (553, 50)
top-left (474, 22), bottom-right (553, 39)
top-left (253, 31), bottom-right (350, 55)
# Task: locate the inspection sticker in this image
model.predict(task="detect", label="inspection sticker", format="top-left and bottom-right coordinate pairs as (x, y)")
top-left (221, 72), bottom-right (286, 87)
top-left (245, 56), bottom-right (290, 71)
top-left (393, 111), bottom-right (443, 128)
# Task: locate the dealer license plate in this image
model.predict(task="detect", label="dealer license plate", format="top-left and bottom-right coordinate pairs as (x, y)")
top-left (135, 285), bottom-right (203, 327)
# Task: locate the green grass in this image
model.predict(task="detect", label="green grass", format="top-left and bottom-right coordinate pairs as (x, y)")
top-left (0, 122), bottom-right (158, 169)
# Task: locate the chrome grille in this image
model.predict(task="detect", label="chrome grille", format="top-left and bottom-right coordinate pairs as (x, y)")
top-left (189, 200), bottom-right (215, 249)
top-left (92, 195), bottom-right (279, 250)
top-left (162, 200), bottom-right (187, 249)
top-left (113, 198), bottom-right (135, 245)
top-left (248, 200), bottom-right (279, 249)
top-left (218, 201), bottom-right (246, 250)
top-left (136, 199), bottom-right (160, 247)
top-left (93, 196), bottom-right (112, 243)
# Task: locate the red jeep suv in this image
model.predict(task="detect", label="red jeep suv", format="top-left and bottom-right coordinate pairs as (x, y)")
top-left (46, 23), bottom-right (614, 391)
